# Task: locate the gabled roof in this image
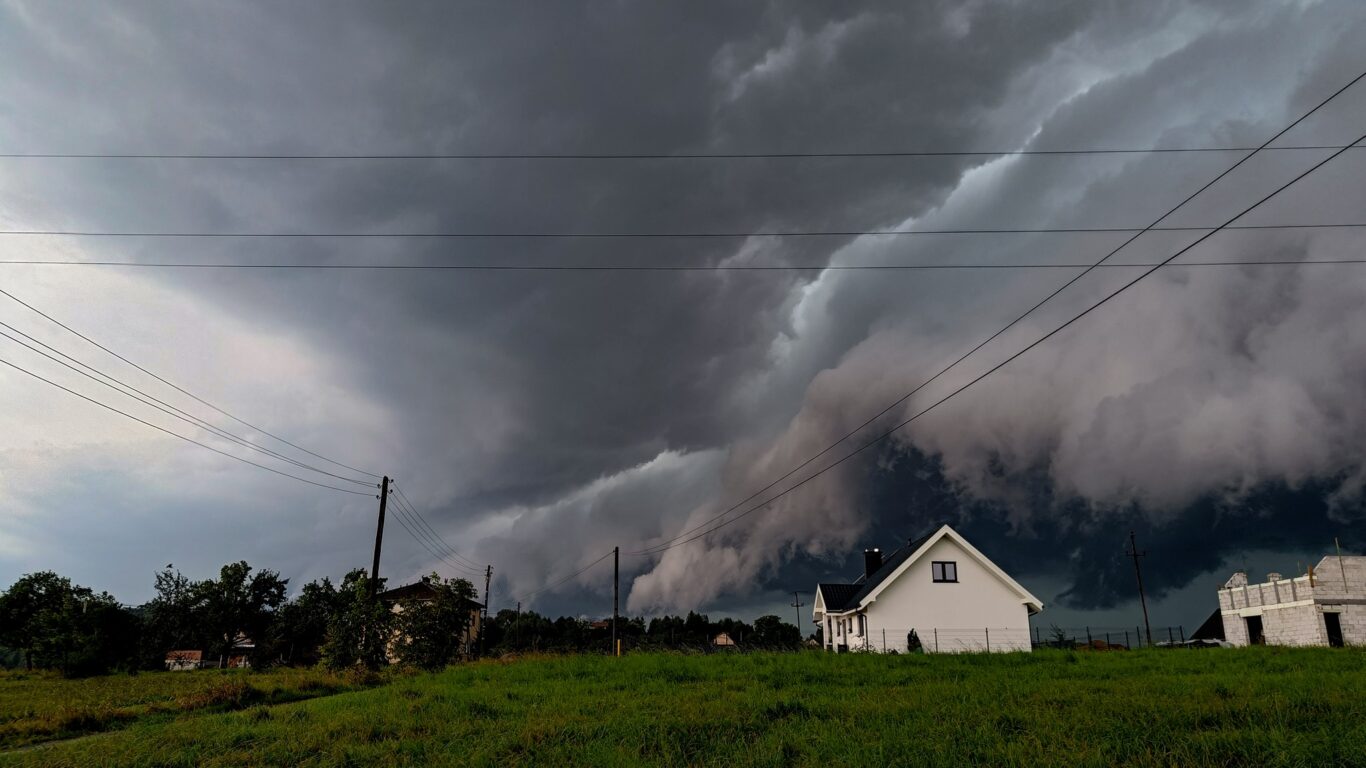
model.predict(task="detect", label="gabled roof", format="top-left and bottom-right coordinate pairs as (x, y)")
top-left (378, 581), bottom-right (484, 609)
top-left (816, 524), bottom-right (1044, 616)
top-left (816, 583), bottom-right (861, 613)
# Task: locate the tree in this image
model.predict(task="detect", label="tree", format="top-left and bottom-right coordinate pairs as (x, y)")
top-left (140, 566), bottom-right (203, 668)
top-left (393, 575), bottom-right (479, 669)
top-left (321, 570), bottom-right (390, 670)
top-left (196, 561), bottom-right (288, 664)
top-left (0, 572), bottom-right (68, 669)
top-left (751, 615), bottom-right (801, 649)
top-left (0, 572), bottom-right (138, 675)
top-left (271, 577), bottom-right (340, 666)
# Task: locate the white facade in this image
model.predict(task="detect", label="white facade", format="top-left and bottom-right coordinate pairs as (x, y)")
top-left (1218, 554), bottom-right (1366, 648)
top-left (813, 525), bottom-right (1043, 653)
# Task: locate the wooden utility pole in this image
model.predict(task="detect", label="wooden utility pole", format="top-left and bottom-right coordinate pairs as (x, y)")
top-left (1126, 531), bottom-right (1152, 648)
top-left (369, 476), bottom-right (390, 599)
top-left (612, 546), bottom-right (619, 657)
top-left (480, 565), bottom-right (492, 657)
top-left (790, 592), bottom-right (805, 633)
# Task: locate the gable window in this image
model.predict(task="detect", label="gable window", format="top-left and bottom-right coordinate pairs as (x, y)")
top-left (932, 561), bottom-right (958, 583)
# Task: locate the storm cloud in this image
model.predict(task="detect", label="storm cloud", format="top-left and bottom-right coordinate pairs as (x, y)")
top-left (2, 1), bottom-right (1364, 627)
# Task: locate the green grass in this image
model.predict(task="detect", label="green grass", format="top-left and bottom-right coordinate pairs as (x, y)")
top-left (4, 648), bottom-right (1366, 766)
top-left (0, 666), bottom-right (370, 750)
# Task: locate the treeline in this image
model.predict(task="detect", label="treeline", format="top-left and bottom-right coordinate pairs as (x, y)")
top-left (482, 610), bottom-right (802, 654)
top-left (0, 564), bottom-right (474, 676)
top-left (0, 565), bottom-right (804, 677)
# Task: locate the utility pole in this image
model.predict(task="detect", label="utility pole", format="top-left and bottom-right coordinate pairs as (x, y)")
top-left (369, 476), bottom-right (390, 599)
top-left (612, 546), bottom-right (620, 657)
top-left (1126, 531), bottom-right (1152, 648)
top-left (515, 601), bottom-right (521, 648)
top-left (480, 565), bottom-right (492, 657)
top-left (790, 591), bottom-right (805, 632)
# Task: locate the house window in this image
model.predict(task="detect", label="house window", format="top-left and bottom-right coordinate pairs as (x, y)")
top-left (932, 561), bottom-right (958, 583)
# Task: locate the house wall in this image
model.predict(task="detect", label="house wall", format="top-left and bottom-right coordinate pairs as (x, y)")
top-left (859, 537), bottom-right (1033, 653)
top-left (1261, 604), bottom-right (1327, 647)
top-left (1217, 556), bottom-right (1366, 648)
top-left (1332, 605), bottom-right (1366, 645)
top-left (1221, 612), bottom-right (1250, 645)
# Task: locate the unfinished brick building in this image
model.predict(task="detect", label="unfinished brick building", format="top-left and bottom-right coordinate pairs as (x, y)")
top-left (1218, 553), bottom-right (1365, 647)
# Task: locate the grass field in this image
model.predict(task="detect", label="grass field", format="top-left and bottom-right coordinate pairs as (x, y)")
top-left (3, 648), bottom-right (1365, 767)
top-left (0, 666), bottom-right (370, 751)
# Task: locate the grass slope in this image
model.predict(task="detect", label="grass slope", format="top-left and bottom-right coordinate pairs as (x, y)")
top-left (0, 667), bottom-right (367, 750)
top-left (4, 648), bottom-right (1366, 767)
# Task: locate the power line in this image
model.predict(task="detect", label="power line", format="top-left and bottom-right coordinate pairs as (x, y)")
top-left (638, 131), bottom-right (1366, 555)
top-left (508, 549), bottom-right (616, 605)
top-left (0, 322), bottom-right (372, 486)
top-left (634, 66), bottom-right (1366, 556)
top-left (385, 491), bottom-right (484, 577)
top-left (393, 485), bottom-right (484, 571)
top-left (0, 143), bottom-right (1358, 160)
top-left (389, 486), bottom-right (484, 573)
top-left (0, 222), bottom-right (1361, 240)
top-left (0, 286), bottom-right (381, 479)
top-left (0, 353), bottom-right (372, 495)
top-left (3, 257), bottom-right (1366, 271)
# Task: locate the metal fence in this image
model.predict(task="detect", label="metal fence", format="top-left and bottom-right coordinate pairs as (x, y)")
top-left (825, 625), bottom-right (1192, 653)
top-left (830, 627), bottom-right (1032, 654)
top-left (1029, 625), bottom-right (1190, 650)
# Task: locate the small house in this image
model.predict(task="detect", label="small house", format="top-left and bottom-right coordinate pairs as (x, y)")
top-left (1217, 552), bottom-right (1365, 647)
top-left (712, 632), bottom-right (737, 648)
top-left (378, 580), bottom-right (485, 660)
top-left (813, 524), bottom-right (1043, 653)
top-left (165, 650), bottom-right (203, 671)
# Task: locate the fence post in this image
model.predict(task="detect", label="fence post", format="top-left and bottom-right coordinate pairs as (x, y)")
top-left (882, 628), bottom-right (886, 653)
top-left (1034, 626), bottom-right (1040, 646)
top-left (934, 628), bottom-right (939, 653)
top-left (1086, 626), bottom-right (1092, 646)
top-left (1180, 625), bottom-right (1185, 643)
top-left (1125, 630), bottom-right (1130, 649)
top-left (1105, 632), bottom-right (1110, 648)
top-left (985, 627), bottom-right (990, 653)
top-left (1167, 627), bottom-right (1174, 644)
top-left (1136, 626), bottom-right (1142, 648)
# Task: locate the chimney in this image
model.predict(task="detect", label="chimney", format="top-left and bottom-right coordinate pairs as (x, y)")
top-left (863, 548), bottom-right (883, 578)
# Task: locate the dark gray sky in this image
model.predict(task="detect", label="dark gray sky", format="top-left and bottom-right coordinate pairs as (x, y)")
top-left (2, 0), bottom-right (1365, 631)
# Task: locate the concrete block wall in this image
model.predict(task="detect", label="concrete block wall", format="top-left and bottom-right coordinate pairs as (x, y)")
top-left (1262, 604), bottom-right (1326, 647)
top-left (1335, 605), bottom-right (1366, 645)
top-left (1311, 556), bottom-right (1366, 601)
top-left (1222, 613), bottom-right (1250, 646)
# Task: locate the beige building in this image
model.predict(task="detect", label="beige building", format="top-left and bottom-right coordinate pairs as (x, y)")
top-left (378, 581), bottom-right (484, 661)
top-left (1218, 553), bottom-right (1365, 647)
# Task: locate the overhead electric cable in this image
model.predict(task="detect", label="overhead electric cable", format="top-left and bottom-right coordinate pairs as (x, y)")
top-left (393, 485), bottom-right (484, 570)
top-left (639, 132), bottom-right (1366, 554)
top-left (0, 323), bottom-right (372, 486)
top-left (508, 549), bottom-right (616, 604)
top-left (386, 496), bottom-right (485, 576)
top-left (0, 286), bottom-right (381, 479)
top-left (0, 143), bottom-right (1359, 160)
top-left (383, 496), bottom-right (484, 576)
top-left (0, 354), bottom-right (372, 495)
top-left (3, 257), bottom-right (1366, 271)
top-left (389, 487), bottom-right (484, 573)
top-left (634, 67), bottom-right (1366, 556)
top-left (0, 221), bottom-right (1361, 240)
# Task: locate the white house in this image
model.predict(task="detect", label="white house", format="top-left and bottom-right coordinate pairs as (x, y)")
top-left (813, 524), bottom-right (1043, 653)
top-left (1217, 553), bottom-right (1365, 647)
